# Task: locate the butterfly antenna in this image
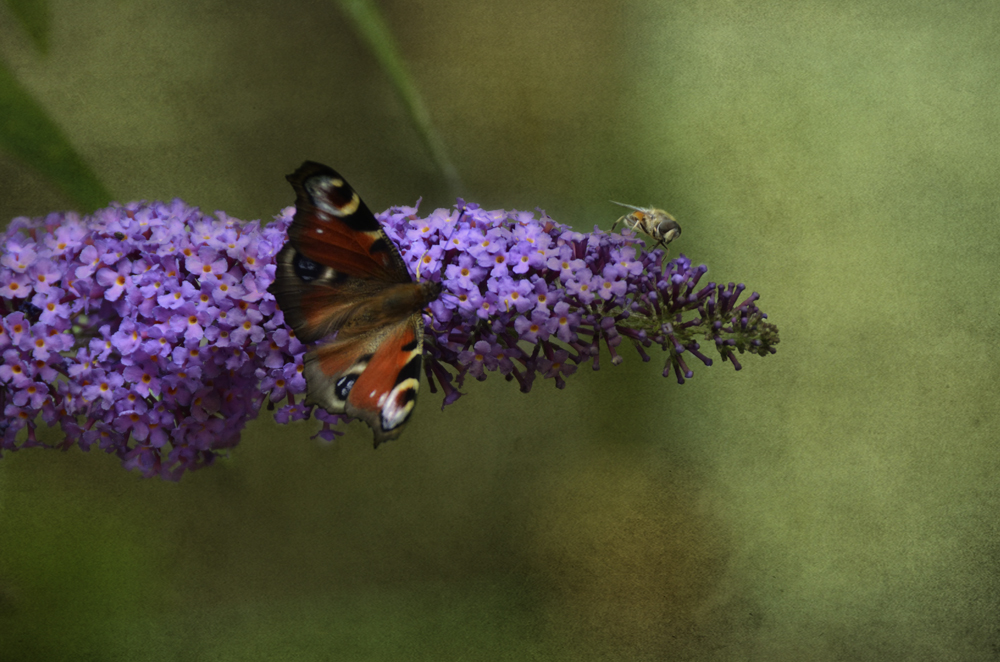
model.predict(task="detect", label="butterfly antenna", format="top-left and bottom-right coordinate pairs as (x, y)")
top-left (415, 250), bottom-right (429, 281)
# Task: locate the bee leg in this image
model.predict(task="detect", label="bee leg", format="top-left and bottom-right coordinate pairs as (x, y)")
top-left (611, 216), bottom-right (624, 233)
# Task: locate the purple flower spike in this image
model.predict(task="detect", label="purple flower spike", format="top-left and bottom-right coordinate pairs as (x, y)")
top-left (1, 196), bottom-right (778, 479)
top-left (379, 202), bottom-right (778, 396)
top-left (0, 202), bottom-right (328, 479)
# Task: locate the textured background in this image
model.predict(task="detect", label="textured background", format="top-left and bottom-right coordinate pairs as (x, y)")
top-left (2, 1), bottom-right (999, 660)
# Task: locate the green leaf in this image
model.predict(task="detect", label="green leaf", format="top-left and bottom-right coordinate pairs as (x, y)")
top-left (4, 0), bottom-right (51, 54)
top-left (334, 0), bottom-right (462, 195)
top-left (0, 59), bottom-right (112, 212)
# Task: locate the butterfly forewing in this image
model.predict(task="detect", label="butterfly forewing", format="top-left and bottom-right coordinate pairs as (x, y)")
top-left (269, 161), bottom-right (441, 445)
top-left (285, 161), bottom-right (410, 281)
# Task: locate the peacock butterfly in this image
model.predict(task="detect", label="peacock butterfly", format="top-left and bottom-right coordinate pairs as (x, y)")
top-left (269, 161), bottom-right (441, 446)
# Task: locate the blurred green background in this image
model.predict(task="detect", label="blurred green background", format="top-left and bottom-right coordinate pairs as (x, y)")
top-left (2, 0), bottom-right (999, 660)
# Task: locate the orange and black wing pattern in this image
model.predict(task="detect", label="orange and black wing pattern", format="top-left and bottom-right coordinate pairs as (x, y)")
top-left (268, 161), bottom-right (440, 445)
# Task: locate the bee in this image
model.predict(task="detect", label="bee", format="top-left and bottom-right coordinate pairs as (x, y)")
top-left (610, 201), bottom-right (682, 251)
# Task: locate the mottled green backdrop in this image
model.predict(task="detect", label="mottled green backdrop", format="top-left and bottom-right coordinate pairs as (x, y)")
top-left (2, 1), bottom-right (998, 660)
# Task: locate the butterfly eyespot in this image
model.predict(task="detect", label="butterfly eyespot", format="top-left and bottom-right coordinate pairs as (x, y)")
top-left (292, 253), bottom-right (326, 282)
top-left (381, 385), bottom-right (417, 431)
top-left (335, 375), bottom-right (357, 401)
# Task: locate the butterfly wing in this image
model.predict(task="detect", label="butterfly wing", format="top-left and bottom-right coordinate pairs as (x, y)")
top-left (271, 161), bottom-right (414, 342)
top-left (305, 313), bottom-right (426, 446)
top-left (269, 161), bottom-right (440, 445)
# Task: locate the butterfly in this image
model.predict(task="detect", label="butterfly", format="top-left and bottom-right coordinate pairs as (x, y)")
top-left (610, 201), bottom-right (682, 252)
top-left (269, 161), bottom-right (442, 446)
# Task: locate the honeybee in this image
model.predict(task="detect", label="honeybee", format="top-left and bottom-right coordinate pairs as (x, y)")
top-left (610, 201), bottom-right (682, 251)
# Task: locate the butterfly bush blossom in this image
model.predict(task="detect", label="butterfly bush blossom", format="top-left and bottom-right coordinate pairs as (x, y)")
top-left (0, 199), bottom-right (778, 479)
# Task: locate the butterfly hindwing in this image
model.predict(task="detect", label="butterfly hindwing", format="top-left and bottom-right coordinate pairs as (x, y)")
top-left (304, 314), bottom-right (425, 446)
top-left (269, 161), bottom-right (441, 445)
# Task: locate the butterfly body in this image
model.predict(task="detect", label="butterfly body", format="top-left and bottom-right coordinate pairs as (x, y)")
top-left (610, 201), bottom-right (682, 252)
top-left (269, 161), bottom-right (440, 446)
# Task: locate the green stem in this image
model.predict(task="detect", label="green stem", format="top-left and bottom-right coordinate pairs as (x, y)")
top-left (334, 0), bottom-right (463, 195)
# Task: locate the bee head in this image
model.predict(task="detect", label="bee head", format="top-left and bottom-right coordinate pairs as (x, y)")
top-left (656, 217), bottom-right (682, 244)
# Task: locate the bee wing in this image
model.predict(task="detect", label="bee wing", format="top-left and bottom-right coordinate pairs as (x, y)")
top-left (609, 200), bottom-right (646, 213)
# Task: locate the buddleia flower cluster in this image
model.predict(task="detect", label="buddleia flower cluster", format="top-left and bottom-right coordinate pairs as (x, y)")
top-left (385, 201), bottom-right (779, 403)
top-left (0, 199), bottom-right (778, 479)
